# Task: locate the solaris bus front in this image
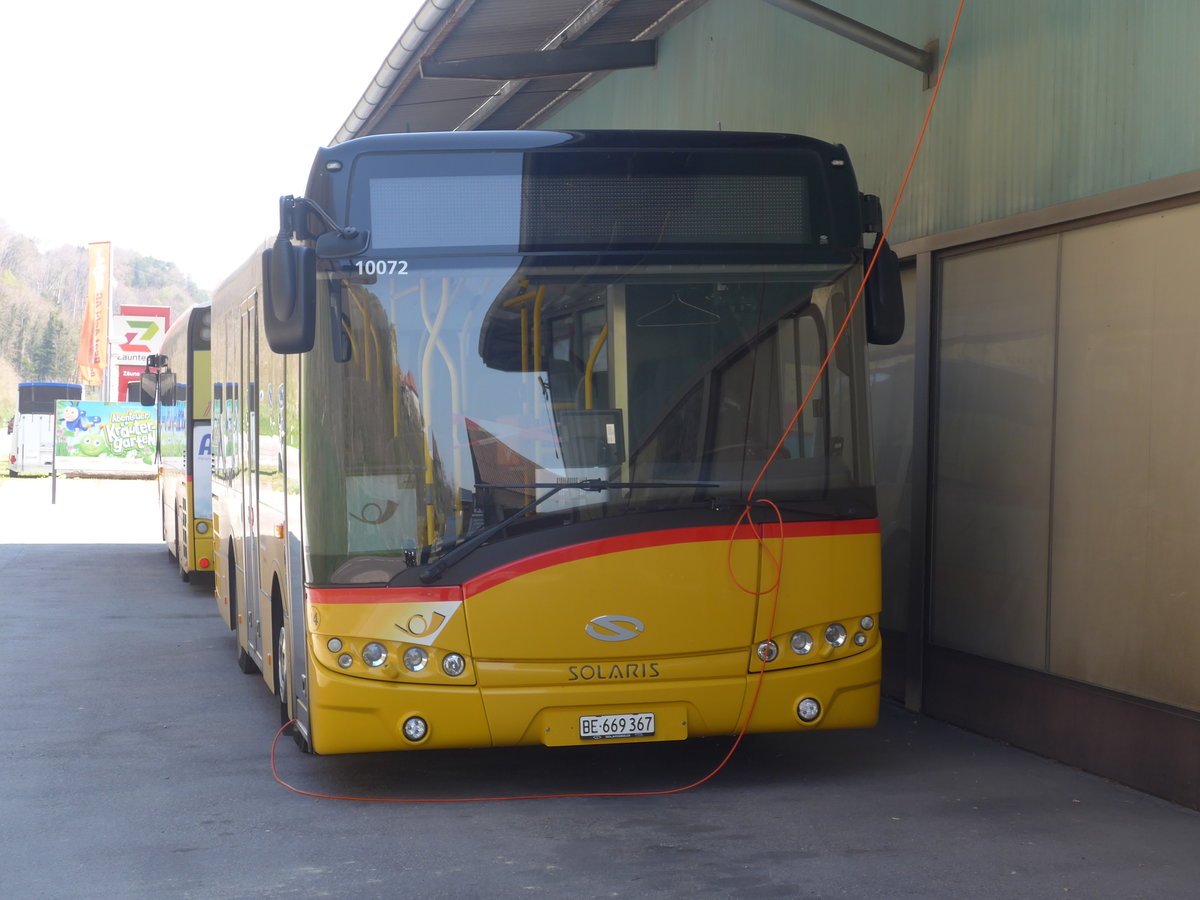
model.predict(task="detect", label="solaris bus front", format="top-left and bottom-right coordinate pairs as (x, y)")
top-left (216, 130), bottom-right (903, 755)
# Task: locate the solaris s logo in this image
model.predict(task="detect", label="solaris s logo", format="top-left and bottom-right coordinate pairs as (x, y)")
top-left (585, 614), bottom-right (645, 642)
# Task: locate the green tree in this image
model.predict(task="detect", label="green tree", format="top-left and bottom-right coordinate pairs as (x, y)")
top-left (29, 313), bottom-right (63, 381)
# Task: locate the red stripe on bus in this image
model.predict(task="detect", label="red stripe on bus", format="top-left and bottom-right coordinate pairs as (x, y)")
top-left (306, 519), bottom-right (879, 605)
top-left (462, 518), bottom-right (880, 598)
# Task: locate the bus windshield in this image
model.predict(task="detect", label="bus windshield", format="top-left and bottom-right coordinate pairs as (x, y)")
top-left (304, 258), bottom-right (873, 584)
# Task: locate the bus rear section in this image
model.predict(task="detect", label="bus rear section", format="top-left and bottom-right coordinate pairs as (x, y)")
top-left (304, 521), bottom-right (880, 755)
top-left (145, 306), bottom-right (213, 580)
top-left (8, 382), bottom-right (82, 476)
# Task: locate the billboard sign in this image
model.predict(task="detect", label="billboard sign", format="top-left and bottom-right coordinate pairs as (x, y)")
top-left (54, 400), bottom-right (156, 476)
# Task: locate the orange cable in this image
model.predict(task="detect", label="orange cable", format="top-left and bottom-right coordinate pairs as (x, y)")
top-left (748, 0), bottom-right (966, 502)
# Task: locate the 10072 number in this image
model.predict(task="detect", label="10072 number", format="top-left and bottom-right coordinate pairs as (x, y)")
top-left (354, 259), bottom-right (409, 276)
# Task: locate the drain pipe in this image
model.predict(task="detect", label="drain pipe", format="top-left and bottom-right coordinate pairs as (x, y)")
top-left (332, 0), bottom-right (461, 145)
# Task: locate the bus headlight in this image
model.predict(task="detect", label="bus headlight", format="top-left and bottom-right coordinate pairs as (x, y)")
top-left (327, 637), bottom-right (343, 653)
top-left (825, 623), bottom-right (847, 648)
top-left (442, 653), bottom-right (466, 677)
top-left (337, 653), bottom-right (353, 669)
top-left (195, 521), bottom-right (209, 534)
top-left (790, 630), bottom-right (814, 655)
top-left (362, 642), bottom-right (388, 668)
top-left (403, 646), bottom-right (429, 672)
top-left (756, 640), bottom-right (779, 662)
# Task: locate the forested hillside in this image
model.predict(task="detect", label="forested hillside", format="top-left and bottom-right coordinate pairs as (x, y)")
top-left (0, 223), bottom-right (208, 423)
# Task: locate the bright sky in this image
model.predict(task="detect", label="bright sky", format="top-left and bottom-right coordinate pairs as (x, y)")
top-left (0, 0), bottom-right (425, 291)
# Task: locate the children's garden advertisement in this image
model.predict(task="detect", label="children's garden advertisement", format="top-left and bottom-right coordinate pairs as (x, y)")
top-left (55, 400), bottom-right (156, 475)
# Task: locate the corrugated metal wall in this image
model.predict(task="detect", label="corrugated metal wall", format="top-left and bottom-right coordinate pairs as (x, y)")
top-left (531, 0), bottom-right (1200, 806)
top-left (543, 0), bottom-right (1200, 243)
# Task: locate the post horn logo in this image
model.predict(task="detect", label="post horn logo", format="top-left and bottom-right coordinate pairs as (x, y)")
top-left (585, 614), bottom-right (645, 642)
top-left (396, 612), bottom-right (446, 638)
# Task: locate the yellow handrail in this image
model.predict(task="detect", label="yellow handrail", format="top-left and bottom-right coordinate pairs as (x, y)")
top-left (583, 324), bottom-right (608, 410)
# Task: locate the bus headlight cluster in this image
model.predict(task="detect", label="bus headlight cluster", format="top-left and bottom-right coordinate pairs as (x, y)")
top-left (786, 616), bottom-right (877, 658)
top-left (322, 636), bottom-right (469, 679)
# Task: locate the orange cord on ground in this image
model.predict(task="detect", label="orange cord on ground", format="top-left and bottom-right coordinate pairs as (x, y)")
top-left (271, 0), bottom-right (967, 802)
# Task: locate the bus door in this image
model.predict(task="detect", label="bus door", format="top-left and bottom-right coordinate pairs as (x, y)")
top-left (239, 301), bottom-right (264, 665)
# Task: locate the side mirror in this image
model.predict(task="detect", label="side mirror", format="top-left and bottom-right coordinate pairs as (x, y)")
top-left (139, 372), bottom-right (157, 406)
top-left (140, 356), bottom-right (176, 406)
top-left (864, 239), bottom-right (905, 345)
top-left (262, 239), bottom-right (317, 354)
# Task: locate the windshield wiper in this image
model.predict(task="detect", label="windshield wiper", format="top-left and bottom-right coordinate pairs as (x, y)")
top-left (413, 479), bottom-right (716, 585)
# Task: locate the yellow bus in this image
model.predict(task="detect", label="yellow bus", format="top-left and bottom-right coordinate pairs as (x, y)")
top-left (143, 304), bottom-right (214, 582)
top-left (211, 130), bottom-right (903, 754)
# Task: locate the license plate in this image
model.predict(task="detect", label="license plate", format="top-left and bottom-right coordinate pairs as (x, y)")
top-left (579, 712), bottom-right (655, 740)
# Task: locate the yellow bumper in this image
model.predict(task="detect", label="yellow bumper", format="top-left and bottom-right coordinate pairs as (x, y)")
top-left (307, 642), bottom-right (880, 755)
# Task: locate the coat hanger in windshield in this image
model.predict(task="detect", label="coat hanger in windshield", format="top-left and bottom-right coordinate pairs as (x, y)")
top-left (635, 292), bottom-right (721, 328)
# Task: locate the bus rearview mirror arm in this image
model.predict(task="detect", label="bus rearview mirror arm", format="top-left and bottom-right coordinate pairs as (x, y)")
top-left (263, 195), bottom-right (368, 354)
top-left (281, 194), bottom-right (370, 259)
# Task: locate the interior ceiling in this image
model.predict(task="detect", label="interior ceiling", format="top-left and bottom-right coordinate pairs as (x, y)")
top-left (347, 0), bottom-right (705, 139)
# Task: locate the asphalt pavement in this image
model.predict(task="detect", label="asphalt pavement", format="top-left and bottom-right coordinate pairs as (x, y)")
top-left (1, 475), bottom-right (1198, 899)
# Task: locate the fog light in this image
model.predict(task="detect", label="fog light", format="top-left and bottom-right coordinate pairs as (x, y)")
top-left (825, 623), bottom-right (847, 647)
top-left (195, 521), bottom-right (209, 534)
top-left (790, 630), bottom-right (813, 655)
top-left (797, 698), bottom-right (821, 722)
top-left (327, 637), bottom-right (343, 653)
top-left (853, 632), bottom-right (868, 646)
top-left (362, 642), bottom-right (388, 668)
top-left (756, 640), bottom-right (779, 662)
top-left (442, 653), bottom-right (465, 677)
top-left (860, 616), bottom-right (875, 631)
top-left (403, 646), bottom-right (429, 672)
top-left (337, 653), bottom-right (353, 669)
top-left (403, 716), bottom-right (428, 742)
